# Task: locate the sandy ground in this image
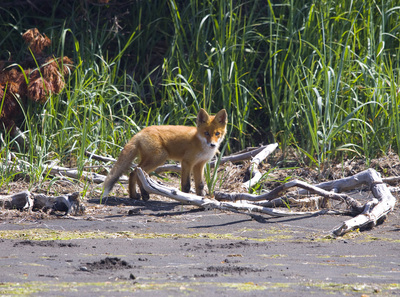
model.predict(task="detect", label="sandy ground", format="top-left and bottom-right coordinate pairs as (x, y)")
top-left (0, 194), bottom-right (399, 296)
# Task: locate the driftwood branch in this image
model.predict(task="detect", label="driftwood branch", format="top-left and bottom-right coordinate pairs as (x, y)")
top-left (74, 147), bottom-right (397, 236)
top-left (135, 165), bottom-right (395, 236)
top-left (0, 191), bottom-right (85, 215)
top-left (84, 150), bottom-right (117, 163)
top-left (135, 168), bottom-right (326, 218)
top-left (242, 143), bottom-right (278, 190)
top-left (216, 168), bottom-right (396, 236)
top-left (47, 164), bottom-right (128, 184)
top-left (4, 144), bottom-right (397, 236)
top-left (216, 179), bottom-right (364, 212)
top-left (330, 170), bottom-right (395, 236)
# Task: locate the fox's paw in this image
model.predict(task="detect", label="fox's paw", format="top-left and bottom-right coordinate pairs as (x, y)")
top-left (140, 191), bottom-right (150, 201)
top-left (129, 193), bottom-right (142, 200)
top-left (196, 189), bottom-right (206, 197)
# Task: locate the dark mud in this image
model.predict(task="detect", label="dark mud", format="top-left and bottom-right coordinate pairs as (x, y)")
top-left (81, 257), bottom-right (133, 272)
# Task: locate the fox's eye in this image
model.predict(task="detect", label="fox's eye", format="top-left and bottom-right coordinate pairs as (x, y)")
top-left (205, 132), bottom-right (210, 136)
top-left (215, 132), bottom-right (220, 136)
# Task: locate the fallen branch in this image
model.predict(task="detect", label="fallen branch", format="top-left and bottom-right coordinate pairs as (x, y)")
top-left (84, 150), bottom-right (117, 163)
top-left (47, 164), bottom-right (128, 184)
top-left (216, 179), bottom-right (364, 212)
top-left (253, 195), bottom-right (328, 209)
top-left (216, 169), bottom-right (396, 236)
top-left (242, 143), bottom-right (278, 190)
top-left (330, 169), bottom-right (396, 236)
top-left (135, 167), bottom-right (325, 218)
top-left (48, 153), bottom-right (397, 235)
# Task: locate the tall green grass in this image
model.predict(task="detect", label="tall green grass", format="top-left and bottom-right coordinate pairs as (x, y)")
top-left (0, 0), bottom-right (400, 191)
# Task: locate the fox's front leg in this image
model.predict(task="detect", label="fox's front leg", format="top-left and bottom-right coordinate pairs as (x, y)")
top-left (193, 162), bottom-right (206, 196)
top-left (181, 161), bottom-right (192, 193)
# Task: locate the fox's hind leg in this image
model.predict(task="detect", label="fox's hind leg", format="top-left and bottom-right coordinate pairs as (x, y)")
top-left (128, 170), bottom-right (142, 200)
top-left (128, 169), bottom-right (150, 201)
top-left (133, 152), bottom-right (167, 201)
top-left (131, 168), bottom-right (150, 201)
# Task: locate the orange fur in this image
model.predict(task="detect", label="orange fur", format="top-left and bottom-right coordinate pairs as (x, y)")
top-left (102, 109), bottom-right (228, 200)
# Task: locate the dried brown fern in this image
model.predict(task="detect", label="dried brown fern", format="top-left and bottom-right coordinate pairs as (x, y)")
top-left (0, 28), bottom-right (73, 147)
top-left (22, 28), bottom-right (51, 56)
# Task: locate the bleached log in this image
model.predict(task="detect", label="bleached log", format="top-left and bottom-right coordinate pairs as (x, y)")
top-left (217, 168), bottom-right (395, 236)
top-left (331, 169), bottom-right (396, 236)
top-left (297, 169), bottom-right (389, 194)
top-left (216, 179), bottom-right (364, 212)
top-left (154, 164), bottom-right (181, 174)
top-left (382, 176), bottom-right (400, 185)
top-left (135, 168), bottom-right (322, 217)
top-left (242, 143), bottom-right (279, 190)
top-left (136, 167), bottom-right (396, 233)
top-left (0, 190), bottom-right (34, 210)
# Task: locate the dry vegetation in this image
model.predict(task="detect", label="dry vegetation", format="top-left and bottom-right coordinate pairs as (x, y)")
top-left (0, 28), bottom-right (73, 143)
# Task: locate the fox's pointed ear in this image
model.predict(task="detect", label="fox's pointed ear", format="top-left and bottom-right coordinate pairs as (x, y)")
top-left (215, 109), bottom-right (228, 124)
top-left (197, 108), bottom-right (210, 125)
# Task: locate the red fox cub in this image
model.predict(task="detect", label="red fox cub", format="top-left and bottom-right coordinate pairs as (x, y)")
top-left (102, 109), bottom-right (228, 200)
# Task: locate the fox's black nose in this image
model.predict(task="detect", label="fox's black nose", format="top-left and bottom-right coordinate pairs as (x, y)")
top-left (210, 143), bottom-right (216, 147)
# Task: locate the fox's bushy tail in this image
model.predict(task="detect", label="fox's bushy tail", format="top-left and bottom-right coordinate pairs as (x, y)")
top-left (102, 139), bottom-right (138, 198)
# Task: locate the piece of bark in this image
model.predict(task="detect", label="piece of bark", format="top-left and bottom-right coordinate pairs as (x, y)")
top-left (33, 192), bottom-right (84, 215)
top-left (0, 191), bottom-right (84, 215)
top-left (0, 190), bottom-right (34, 210)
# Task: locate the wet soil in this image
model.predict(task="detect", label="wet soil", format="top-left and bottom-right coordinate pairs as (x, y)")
top-left (1, 196), bottom-right (399, 296)
top-left (1, 153), bottom-right (400, 296)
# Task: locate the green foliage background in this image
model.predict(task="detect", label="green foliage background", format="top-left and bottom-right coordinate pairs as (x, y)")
top-left (1, 0), bottom-right (400, 187)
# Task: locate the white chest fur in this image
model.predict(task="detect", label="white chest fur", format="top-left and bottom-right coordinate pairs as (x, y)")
top-left (196, 136), bottom-right (220, 162)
